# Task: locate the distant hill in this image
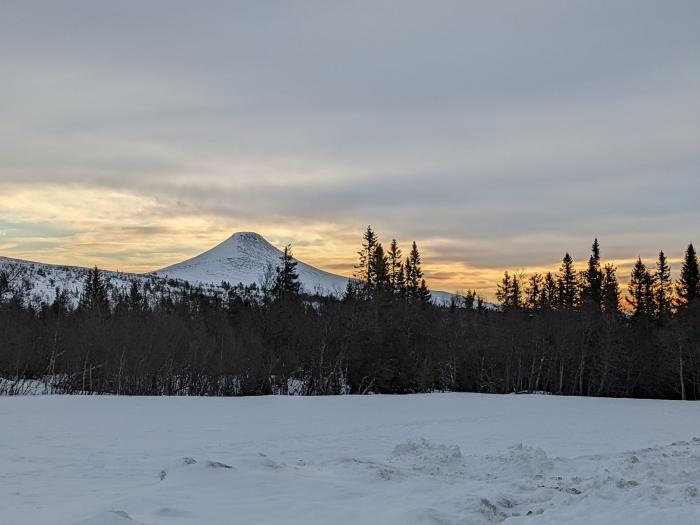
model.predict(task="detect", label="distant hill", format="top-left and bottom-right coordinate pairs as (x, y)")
top-left (155, 232), bottom-right (349, 296)
top-left (0, 232), bottom-right (459, 306)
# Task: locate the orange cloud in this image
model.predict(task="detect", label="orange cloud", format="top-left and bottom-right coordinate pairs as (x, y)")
top-left (0, 183), bottom-right (690, 301)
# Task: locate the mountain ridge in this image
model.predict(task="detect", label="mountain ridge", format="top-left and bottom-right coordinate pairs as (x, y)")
top-left (1, 232), bottom-right (458, 305)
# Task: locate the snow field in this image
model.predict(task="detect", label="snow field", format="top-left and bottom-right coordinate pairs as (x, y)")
top-left (2, 394), bottom-right (700, 524)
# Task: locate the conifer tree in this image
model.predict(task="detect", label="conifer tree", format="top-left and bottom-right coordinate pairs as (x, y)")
top-left (496, 271), bottom-right (512, 308)
top-left (542, 272), bottom-right (558, 310)
top-left (272, 245), bottom-right (301, 300)
top-left (79, 266), bottom-right (109, 313)
top-left (404, 241), bottom-right (431, 303)
top-left (405, 242), bottom-right (422, 294)
top-left (677, 243), bottom-right (700, 307)
top-left (601, 263), bottom-right (620, 314)
top-left (0, 270), bottom-right (8, 297)
top-left (461, 289), bottom-right (477, 309)
top-left (581, 238), bottom-right (603, 309)
top-left (372, 243), bottom-right (390, 289)
top-left (557, 253), bottom-right (578, 309)
top-left (343, 280), bottom-right (359, 303)
top-left (526, 273), bottom-right (544, 310)
top-left (128, 281), bottom-right (143, 312)
top-left (51, 287), bottom-right (71, 315)
top-left (654, 250), bottom-right (673, 321)
top-left (496, 271), bottom-right (522, 309)
top-left (387, 239), bottom-right (404, 290)
top-left (417, 279), bottom-right (431, 304)
top-left (627, 257), bottom-right (655, 319)
top-left (354, 226), bottom-right (378, 286)
top-left (510, 273), bottom-right (522, 309)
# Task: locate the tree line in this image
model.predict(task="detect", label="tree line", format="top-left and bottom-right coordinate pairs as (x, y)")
top-left (495, 239), bottom-right (698, 321)
top-left (1, 229), bottom-right (699, 399)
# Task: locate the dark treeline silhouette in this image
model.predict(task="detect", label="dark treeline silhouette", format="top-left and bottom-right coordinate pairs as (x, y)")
top-left (1, 230), bottom-right (699, 399)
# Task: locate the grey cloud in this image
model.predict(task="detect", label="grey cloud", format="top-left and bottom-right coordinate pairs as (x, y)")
top-left (1, 0), bottom-right (699, 271)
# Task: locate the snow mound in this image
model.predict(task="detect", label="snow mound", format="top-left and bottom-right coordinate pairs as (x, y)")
top-left (390, 438), bottom-right (464, 477)
top-left (158, 456), bottom-right (234, 481)
top-left (491, 443), bottom-right (553, 478)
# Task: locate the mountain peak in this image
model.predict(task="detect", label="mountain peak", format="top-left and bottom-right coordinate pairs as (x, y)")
top-left (155, 232), bottom-right (349, 294)
top-left (224, 232), bottom-right (278, 250)
top-left (229, 231), bottom-right (265, 242)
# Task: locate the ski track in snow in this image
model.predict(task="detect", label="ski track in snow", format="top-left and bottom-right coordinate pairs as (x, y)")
top-left (2, 394), bottom-right (700, 524)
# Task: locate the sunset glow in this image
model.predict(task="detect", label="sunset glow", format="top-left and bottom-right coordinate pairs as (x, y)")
top-left (1, 1), bottom-right (698, 300)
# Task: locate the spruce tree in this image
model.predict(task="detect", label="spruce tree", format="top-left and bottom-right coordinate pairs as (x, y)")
top-left (354, 226), bottom-right (378, 286)
top-left (542, 272), bottom-right (558, 310)
top-left (343, 280), bottom-right (359, 303)
top-left (404, 256), bottom-right (412, 296)
top-left (0, 270), bottom-right (8, 297)
top-left (497, 271), bottom-right (522, 309)
top-left (601, 263), bottom-right (620, 314)
top-left (51, 287), bottom-right (70, 315)
top-left (405, 241), bottom-right (425, 302)
top-left (627, 257), bottom-right (655, 319)
top-left (272, 245), bottom-right (301, 300)
top-left (510, 273), bottom-right (522, 309)
top-left (677, 243), bottom-right (700, 307)
top-left (387, 239), bottom-right (404, 291)
top-left (582, 238), bottom-right (603, 309)
top-left (496, 271), bottom-right (512, 308)
top-left (461, 289), bottom-right (477, 309)
top-left (654, 250), bottom-right (673, 321)
top-left (79, 266), bottom-right (109, 313)
top-left (557, 253), bottom-right (578, 309)
top-left (128, 281), bottom-right (143, 312)
top-left (526, 273), bottom-right (544, 310)
top-left (372, 243), bottom-right (390, 289)
top-left (417, 279), bottom-right (431, 304)
top-left (540, 272), bottom-right (559, 310)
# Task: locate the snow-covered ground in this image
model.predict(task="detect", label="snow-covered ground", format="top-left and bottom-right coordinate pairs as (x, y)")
top-left (2, 394), bottom-right (700, 525)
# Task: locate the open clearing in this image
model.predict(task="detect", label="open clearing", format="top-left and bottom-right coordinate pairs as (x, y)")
top-left (2, 394), bottom-right (700, 524)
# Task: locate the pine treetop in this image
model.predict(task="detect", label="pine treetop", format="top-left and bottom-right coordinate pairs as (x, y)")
top-left (272, 245), bottom-right (301, 300)
top-left (79, 266), bottom-right (109, 313)
top-left (678, 243), bottom-right (700, 306)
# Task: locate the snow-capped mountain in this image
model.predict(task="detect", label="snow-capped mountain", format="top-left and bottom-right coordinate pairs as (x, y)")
top-left (0, 232), bottom-right (458, 306)
top-left (155, 232), bottom-right (456, 303)
top-left (155, 232), bottom-right (349, 295)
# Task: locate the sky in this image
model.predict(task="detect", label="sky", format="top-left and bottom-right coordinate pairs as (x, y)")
top-left (1, 1), bottom-right (699, 298)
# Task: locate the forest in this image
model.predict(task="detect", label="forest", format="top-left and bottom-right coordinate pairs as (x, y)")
top-left (1, 227), bottom-right (699, 400)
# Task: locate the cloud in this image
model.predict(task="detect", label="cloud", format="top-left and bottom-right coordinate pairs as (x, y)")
top-left (0, 0), bottom-right (699, 297)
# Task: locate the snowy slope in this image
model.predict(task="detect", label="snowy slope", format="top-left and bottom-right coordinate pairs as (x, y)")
top-left (0, 256), bottom-right (142, 306)
top-left (1, 232), bottom-right (459, 305)
top-left (2, 394), bottom-right (700, 525)
top-left (0, 256), bottom-right (223, 308)
top-left (155, 232), bottom-right (457, 303)
top-left (155, 232), bottom-right (349, 296)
